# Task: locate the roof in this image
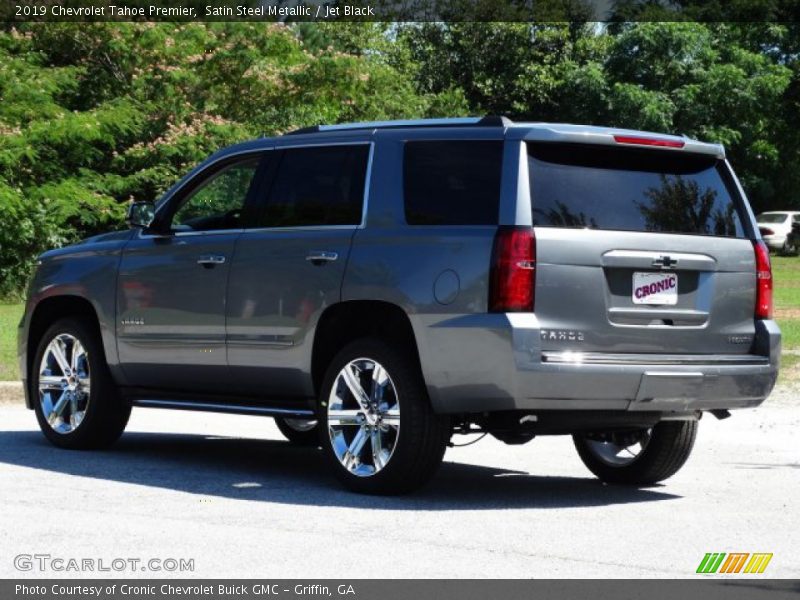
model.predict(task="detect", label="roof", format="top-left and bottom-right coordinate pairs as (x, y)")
top-left (280, 117), bottom-right (725, 158)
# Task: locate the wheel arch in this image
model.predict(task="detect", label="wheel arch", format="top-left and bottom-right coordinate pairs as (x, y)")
top-left (26, 295), bottom-right (108, 409)
top-left (311, 300), bottom-right (423, 398)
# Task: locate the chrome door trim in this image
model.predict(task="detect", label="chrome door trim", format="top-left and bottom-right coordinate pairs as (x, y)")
top-left (541, 352), bottom-right (770, 366)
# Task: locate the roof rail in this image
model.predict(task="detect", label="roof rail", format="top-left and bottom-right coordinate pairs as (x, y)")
top-left (285, 116), bottom-right (512, 136)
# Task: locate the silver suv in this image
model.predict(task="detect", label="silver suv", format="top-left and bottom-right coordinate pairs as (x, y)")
top-left (18, 117), bottom-right (780, 494)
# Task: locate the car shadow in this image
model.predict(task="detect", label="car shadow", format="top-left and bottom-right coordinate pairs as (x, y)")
top-left (0, 430), bottom-right (680, 510)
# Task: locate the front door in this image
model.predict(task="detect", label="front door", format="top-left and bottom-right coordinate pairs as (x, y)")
top-left (117, 153), bottom-right (266, 391)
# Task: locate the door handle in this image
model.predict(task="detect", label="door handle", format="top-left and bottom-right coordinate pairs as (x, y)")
top-left (306, 251), bottom-right (338, 265)
top-left (197, 255), bottom-right (226, 268)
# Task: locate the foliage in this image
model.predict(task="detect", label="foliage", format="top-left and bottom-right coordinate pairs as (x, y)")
top-left (0, 21), bottom-right (799, 296)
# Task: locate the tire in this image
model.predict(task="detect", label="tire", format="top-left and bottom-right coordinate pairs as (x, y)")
top-left (318, 338), bottom-right (449, 495)
top-left (274, 416), bottom-right (320, 446)
top-left (573, 420), bottom-right (698, 485)
top-left (32, 317), bottom-right (131, 450)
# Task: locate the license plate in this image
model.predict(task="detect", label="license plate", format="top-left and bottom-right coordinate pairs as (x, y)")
top-left (632, 272), bottom-right (678, 305)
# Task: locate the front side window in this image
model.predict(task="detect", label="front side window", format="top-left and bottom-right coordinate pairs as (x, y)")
top-left (528, 143), bottom-right (745, 238)
top-left (172, 157), bottom-right (261, 231)
top-left (261, 145), bottom-right (369, 227)
top-left (403, 140), bottom-right (503, 225)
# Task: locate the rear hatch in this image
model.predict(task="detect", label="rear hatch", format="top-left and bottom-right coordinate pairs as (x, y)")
top-left (528, 141), bottom-right (758, 356)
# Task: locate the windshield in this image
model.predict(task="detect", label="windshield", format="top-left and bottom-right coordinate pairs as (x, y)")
top-left (527, 143), bottom-right (745, 238)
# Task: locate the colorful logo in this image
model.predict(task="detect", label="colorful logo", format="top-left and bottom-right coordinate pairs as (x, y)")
top-left (696, 553), bottom-right (773, 574)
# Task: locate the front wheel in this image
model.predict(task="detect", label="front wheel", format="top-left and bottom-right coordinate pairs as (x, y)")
top-left (32, 317), bottom-right (130, 449)
top-left (573, 420), bottom-right (698, 485)
top-left (318, 338), bottom-right (449, 495)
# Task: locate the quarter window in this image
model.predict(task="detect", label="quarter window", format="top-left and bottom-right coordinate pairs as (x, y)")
top-left (261, 145), bottom-right (369, 227)
top-left (403, 141), bottom-right (503, 225)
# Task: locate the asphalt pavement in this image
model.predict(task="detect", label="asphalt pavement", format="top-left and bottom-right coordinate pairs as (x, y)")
top-left (0, 388), bottom-right (797, 578)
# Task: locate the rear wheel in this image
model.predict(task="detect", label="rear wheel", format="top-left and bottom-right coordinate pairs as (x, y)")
top-left (32, 317), bottom-right (130, 449)
top-left (318, 338), bottom-right (449, 495)
top-left (274, 417), bottom-right (319, 446)
top-left (573, 420), bottom-right (697, 485)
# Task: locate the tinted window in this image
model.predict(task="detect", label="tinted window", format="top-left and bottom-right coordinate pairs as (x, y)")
top-left (528, 143), bottom-right (745, 238)
top-left (757, 213), bottom-right (789, 224)
top-left (173, 158), bottom-right (260, 231)
top-left (404, 141), bottom-right (503, 225)
top-left (262, 145), bottom-right (369, 227)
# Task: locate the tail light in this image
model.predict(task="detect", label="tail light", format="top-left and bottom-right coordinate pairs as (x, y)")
top-left (759, 227), bottom-right (774, 236)
top-left (613, 135), bottom-right (685, 149)
top-left (753, 240), bottom-right (773, 319)
top-left (489, 226), bottom-right (536, 312)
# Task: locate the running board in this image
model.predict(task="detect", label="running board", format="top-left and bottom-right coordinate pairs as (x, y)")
top-left (131, 398), bottom-right (315, 418)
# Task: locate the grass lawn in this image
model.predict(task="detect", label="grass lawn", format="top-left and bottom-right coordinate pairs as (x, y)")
top-left (0, 303), bottom-right (23, 381)
top-left (0, 257), bottom-right (798, 382)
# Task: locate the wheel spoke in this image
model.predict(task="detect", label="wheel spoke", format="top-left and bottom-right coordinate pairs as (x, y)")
top-left (41, 393), bottom-right (55, 420)
top-left (328, 409), bottom-right (362, 426)
top-left (343, 426), bottom-right (368, 471)
top-left (70, 410), bottom-right (85, 429)
top-left (380, 405), bottom-right (400, 423)
top-left (69, 393), bottom-right (79, 419)
top-left (48, 340), bottom-right (70, 375)
top-left (341, 364), bottom-right (371, 411)
top-left (371, 363), bottom-right (388, 403)
top-left (51, 391), bottom-right (70, 418)
top-left (71, 339), bottom-right (85, 372)
top-left (38, 375), bottom-right (64, 390)
top-left (370, 427), bottom-right (386, 470)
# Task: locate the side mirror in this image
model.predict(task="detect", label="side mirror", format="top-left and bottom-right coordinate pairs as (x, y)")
top-left (126, 201), bottom-right (156, 229)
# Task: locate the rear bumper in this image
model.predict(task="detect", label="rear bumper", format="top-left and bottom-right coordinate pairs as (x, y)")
top-left (761, 234), bottom-right (787, 249)
top-left (419, 314), bottom-right (780, 414)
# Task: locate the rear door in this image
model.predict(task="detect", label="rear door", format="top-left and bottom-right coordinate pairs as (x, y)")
top-left (527, 142), bottom-right (758, 356)
top-left (225, 142), bottom-right (371, 398)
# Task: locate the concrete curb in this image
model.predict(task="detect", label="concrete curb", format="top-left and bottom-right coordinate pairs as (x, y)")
top-left (0, 381), bottom-right (24, 405)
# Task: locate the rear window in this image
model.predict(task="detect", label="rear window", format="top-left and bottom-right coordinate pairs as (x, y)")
top-left (757, 213), bottom-right (789, 224)
top-left (404, 140), bottom-right (503, 225)
top-left (527, 143), bottom-right (745, 238)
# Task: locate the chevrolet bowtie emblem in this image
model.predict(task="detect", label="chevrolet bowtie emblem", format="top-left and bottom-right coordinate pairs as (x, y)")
top-left (652, 255), bottom-right (678, 268)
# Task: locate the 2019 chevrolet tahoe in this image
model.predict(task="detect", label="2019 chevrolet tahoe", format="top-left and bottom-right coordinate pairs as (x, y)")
top-left (18, 117), bottom-right (780, 494)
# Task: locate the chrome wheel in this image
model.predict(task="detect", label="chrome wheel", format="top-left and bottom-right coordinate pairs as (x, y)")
top-left (283, 418), bottom-right (317, 432)
top-left (38, 333), bottom-right (91, 434)
top-left (327, 358), bottom-right (400, 477)
top-left (583, 429), bottom-right (652, 467)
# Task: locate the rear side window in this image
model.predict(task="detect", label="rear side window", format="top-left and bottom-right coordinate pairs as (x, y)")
top-left (262, 144), bottom-right (369, 227)
top-left (404, 141), bottom-right (503, 225)
top-left (527, 143), bottom-right (745, 238)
